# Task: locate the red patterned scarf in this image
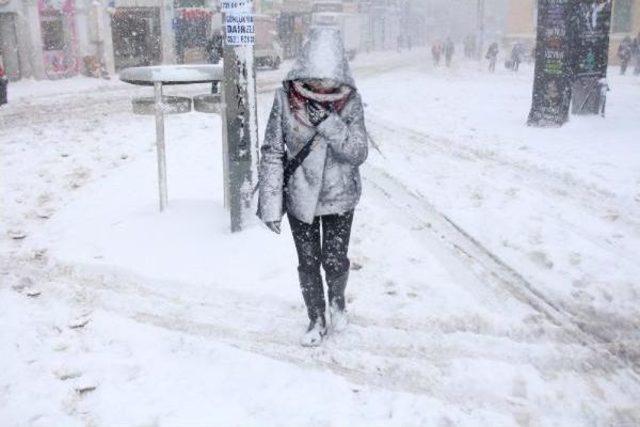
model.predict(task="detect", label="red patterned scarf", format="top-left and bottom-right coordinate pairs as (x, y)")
top-left (287, 81), bottom-right (353, 128)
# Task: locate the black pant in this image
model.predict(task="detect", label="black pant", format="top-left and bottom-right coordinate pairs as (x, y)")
top-left (288, 210), bottom-right (354, 279)
top-left (0, 80), bottom-right (7, 106)
top-left (621, 58), bottom-right (630, 75)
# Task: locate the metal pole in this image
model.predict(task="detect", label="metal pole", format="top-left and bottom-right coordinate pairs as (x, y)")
top-left (154, 81), bottom-right (168, 211)
top-left (222, 7), bottom-right (259, 233)
top-left (220, 80), bottom-right (230, 209)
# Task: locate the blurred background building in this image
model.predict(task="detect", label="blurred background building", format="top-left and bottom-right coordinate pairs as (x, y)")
top-left (1, 0), bottom-right (639, 80)
top-left (504, 0), bottom-right (640, 64)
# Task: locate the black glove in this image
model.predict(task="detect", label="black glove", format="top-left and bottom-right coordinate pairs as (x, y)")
top-left (306, 100), bottom-right (330, 126)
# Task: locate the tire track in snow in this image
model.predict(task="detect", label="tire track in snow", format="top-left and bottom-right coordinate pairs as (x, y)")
top-left (363, 164), bottom-right (640, 379)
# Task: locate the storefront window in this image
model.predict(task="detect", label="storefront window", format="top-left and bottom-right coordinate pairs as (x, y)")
top-left (41, 13), bottom-right (65, 51)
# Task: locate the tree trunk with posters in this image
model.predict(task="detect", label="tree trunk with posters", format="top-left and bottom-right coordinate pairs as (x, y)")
top-left (221, 0), bottom-right (259, 232)
top-left (570, 0), bottom-right (612, 116)
top-left (527, 0), bottom-right (574, 127)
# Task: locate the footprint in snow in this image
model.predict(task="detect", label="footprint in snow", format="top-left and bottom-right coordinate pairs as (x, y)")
top-left (569, 252), bottom-right (582, 266)
top-left (571, 289), bottom-right (595, 304)
top-left (528, 251), bottom-right (553, 270)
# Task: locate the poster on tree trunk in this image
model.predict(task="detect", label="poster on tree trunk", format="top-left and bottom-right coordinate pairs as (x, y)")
top-left (570, 0), bottom-right (612, 115)
top-left (527, 0), bottom-right (573, 127)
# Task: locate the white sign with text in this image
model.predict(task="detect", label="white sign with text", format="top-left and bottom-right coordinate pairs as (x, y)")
top-left (225, 14), bottom-right (255, 46)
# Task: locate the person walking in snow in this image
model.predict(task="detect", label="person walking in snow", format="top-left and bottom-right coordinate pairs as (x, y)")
top-left (618, 36), bottom-right (633, 75)
top-left (431, 41), bottom-right (442, 67)
top-left (257, 27), bottom-right (368, 347)
top-left (0, 64), bottom-right (8, 107)
top-left (444, 37), bottom-right (455, 67)
top-left (509, 42), bottom-right (523, 72)
top-left (486, 42), bottom-right (499, 72)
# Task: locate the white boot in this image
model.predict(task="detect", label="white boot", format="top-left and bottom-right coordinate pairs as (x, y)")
top-left (330, 303), bottom-right (349, 333)
top-left (300, 317), bottom-right (327, 347)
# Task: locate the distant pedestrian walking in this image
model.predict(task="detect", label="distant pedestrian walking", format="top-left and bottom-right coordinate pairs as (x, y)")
top-left (444, 38), bottom-right (455, 67)
top-left (431, 41), bottom-right (442, 67)
top-left (258, 27), bottom-right (368, 347)
top-left (464, 34), bottom-right (476, 58)
top-left (509, 43), bottom-right (523, 72)
top-left (0, 64), bottom-right (8, 107)
top-left (618, 36), bottom-right (633, 75)
top-left (486, 42), bottom-right (499, 72)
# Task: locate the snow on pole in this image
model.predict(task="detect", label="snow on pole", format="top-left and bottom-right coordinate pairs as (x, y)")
top-left (527, 0), bottom-right (573, 128)
top-left (222, 0), bottom-right (259, 233)
top-left (154, 81), bottom-right (168, 211)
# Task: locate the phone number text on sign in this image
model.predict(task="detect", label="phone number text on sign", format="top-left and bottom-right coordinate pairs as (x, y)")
top-left (221, 0), bottom-right (252, 13)
top-left (225, 14), bottom-right (255, 46)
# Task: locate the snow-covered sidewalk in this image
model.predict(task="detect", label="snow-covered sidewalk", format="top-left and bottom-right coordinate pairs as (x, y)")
top-left (1, 54), bottom-right (640, 426)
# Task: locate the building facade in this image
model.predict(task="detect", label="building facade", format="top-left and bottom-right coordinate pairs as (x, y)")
top-left (0, 0), bottom-right (211, 79)
top-left (1, 0), bottom-right (425, 80)
top-left (504, 0), bottom-right (640, 64)
top-left (610, 0), bottom-right (640, 63)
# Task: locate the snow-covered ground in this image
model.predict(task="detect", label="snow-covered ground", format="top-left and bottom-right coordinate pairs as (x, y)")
top-left (1, 50), bottom-right (640, 426)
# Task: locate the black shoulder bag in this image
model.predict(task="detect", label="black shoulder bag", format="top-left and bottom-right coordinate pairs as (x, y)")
top-left (281, 132), bottom-right (317, 213)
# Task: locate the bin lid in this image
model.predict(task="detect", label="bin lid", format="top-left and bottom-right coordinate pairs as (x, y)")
top-left (119, 64), bottom-right (224, 86)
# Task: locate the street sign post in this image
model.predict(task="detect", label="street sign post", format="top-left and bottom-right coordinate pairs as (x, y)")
top-left (222, 0), bottom-right (259, 232)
